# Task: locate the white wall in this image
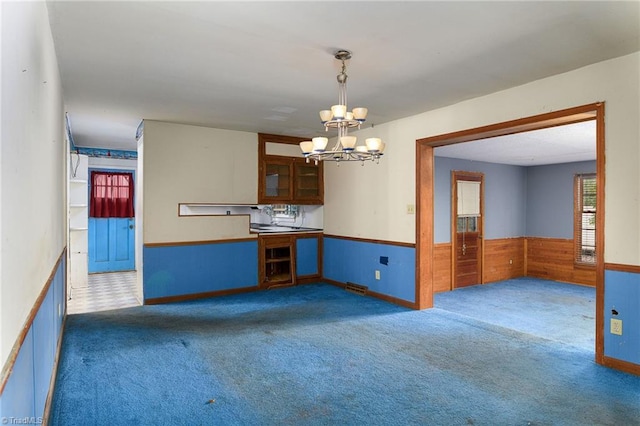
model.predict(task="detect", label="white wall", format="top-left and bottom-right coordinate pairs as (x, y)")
top-left (0, 1), bottom-right (65, 366)
top-left (142, 120), bottom-right (258, 244)
top-left (325, 52), bottom-right (640, 266)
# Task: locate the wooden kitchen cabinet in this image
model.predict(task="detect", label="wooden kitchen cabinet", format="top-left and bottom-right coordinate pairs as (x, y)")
top-left (258, 133), bottom-right (323, 205)
top-left (259, 235), bottom-right (295, 288)
top-left (258, 233), bottom-right (322, 288)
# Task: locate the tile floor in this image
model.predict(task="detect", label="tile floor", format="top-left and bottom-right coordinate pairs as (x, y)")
top-left (67, 271), bottom-right (141, 314)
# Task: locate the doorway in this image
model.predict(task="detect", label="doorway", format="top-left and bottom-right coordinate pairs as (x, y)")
top-left (452, 171), bottom-right (484, 288)
top-left (415, 102), bottom-right (605, 364)
top-left (88, 169), bottom-right (136, 273)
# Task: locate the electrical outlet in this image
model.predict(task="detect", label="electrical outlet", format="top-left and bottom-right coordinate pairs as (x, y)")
top-left (610, 318), bottom-right (622, 335)
top-left (406, 204), bottom-right (415, 214)
top-left (375, 270), bottom-right (381, 280)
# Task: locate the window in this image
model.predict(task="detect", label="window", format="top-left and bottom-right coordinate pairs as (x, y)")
top-left (574, 173), bottom-right (596, 265)
top-left (90, 171), bottom-right (135, 218)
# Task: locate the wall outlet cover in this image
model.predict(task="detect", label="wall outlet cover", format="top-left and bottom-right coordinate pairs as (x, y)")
top-left (610, 318), bottom-right (622, 336)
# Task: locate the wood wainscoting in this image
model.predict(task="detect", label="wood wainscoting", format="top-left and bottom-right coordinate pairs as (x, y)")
top-left (434, 243), bottom-right (452, 293)
top-left (433, 236), bottom-right (595, 292)
top-left (526, 237), bottom-right (596, 286)
top-left (484, 237), bottom-right (526, 283)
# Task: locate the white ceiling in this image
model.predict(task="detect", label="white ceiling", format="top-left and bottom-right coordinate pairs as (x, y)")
top-left (46, 1), bottom-right (639, 164)
top-left (435, 120), bottom-right (597, 166)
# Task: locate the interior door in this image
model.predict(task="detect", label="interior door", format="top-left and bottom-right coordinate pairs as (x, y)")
top-left (88, 169), bottom-right (135, 273)
top-left (452, 172), bottom-right (484, 288)
top-left (89, 217), bottom-right (135, 272)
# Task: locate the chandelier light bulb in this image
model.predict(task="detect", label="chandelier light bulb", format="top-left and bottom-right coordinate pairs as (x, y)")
top-left (312, 137), bottom-right (328, 152)
top-left (331, 104), bottom-right (347, 120)
top-left (353, 107), bottom-right (368, 122)
top-left (299, 141), bottom-right (314, 154)
top-left (340, 136), bottom-right (357, 151)
top-left (319, 110), bottom-right (332, 123)
top-left (365, 138), bottom-right (382, 153)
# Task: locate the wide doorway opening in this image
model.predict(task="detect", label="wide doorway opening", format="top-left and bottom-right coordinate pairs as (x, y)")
top-left (416, 102), bottom-right (605, 364)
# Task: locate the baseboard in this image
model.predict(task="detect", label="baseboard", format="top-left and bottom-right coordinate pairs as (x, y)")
top-left (601, 355), bottom-right (640, 376)
top-left (322, 278), bottom-right (417, 309)
top-left (144, 285), bottom-right (258, 305)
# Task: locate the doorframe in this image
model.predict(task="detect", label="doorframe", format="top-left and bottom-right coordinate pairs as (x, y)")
top-left (415, 102), bottom-right (605, 365)
top-left (87, 167), bottom-right (137, 273)
top-left (451, 171), bottom-right (485, 290)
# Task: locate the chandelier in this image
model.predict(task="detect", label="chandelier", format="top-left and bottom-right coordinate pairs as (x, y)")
top-left (299, 50), bottom-right (385, 165)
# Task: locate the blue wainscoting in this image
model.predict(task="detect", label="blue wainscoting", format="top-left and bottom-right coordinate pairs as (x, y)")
top-left (0, 254), bottom-right (66, 421)
top-left (143, 240), bottom-right (259, 301)
top-left (296, 236), bottom-right (319, 277)
top-left (323, 237), bottom-right (415, 304)
top-left (604, 269), bottom-right (640, 365)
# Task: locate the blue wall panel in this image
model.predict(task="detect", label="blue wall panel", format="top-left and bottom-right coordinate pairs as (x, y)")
top-left (296, 237), bottom-right (319, 277)
top-left (143, 240), bottom-right (259, 300)
top-left (0, 256), bottom-right (64, 422)
top-left (0, 329), bottom-right (35, 419)
top-left (323, 237), bottom-right (415, 303)
top-left (604, 270), bottom-right (640, 364)
top-left (32, 287), bottom-right (55, 415)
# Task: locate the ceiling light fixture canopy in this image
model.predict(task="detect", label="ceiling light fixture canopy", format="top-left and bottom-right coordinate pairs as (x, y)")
top-left (300, 50), bottom-right (385, 165)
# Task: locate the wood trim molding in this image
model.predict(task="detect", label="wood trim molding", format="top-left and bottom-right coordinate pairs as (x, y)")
top-left (258, 133), bottom-right (308, 146)
top-left (415, 143), bottom-right (434, 309)
top-left (601, 356), bottom-right (640, 377)
top-left (604, 263), bottom-right (640, 274)
top-left (143, 237), bottom-right (257, 248)
top-left (323, 234), bottom-right (415, 248)
top-left (0, 248), bottom-right (66, 396)
top-left (417, 103), bottom-right (600, 147)
top-left (323, 278), bottom-right (417, 309)
top-left (144, 285), bottom-right (258, 305)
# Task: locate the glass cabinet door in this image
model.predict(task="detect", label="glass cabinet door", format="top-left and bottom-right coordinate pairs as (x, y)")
top-left (293, 160), bottom-right (323, 203)
top-left (294, 163), bottom-right (320, 199)
top-left (263, 158), bottom-right (292, 201)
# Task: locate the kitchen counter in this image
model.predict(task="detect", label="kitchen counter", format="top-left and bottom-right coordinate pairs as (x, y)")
top-left (250, 223), bottom-right (322, 234)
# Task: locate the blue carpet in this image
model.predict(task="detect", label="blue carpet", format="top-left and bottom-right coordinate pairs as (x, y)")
top-left (435, 278), bottom-right (595, 350)
top-left (51, 283), bottom-right (639, 425)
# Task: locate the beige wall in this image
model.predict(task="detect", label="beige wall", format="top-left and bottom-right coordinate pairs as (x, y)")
top-left (0, 1), bottom-right (66, 365)
top-left (325, 52), bottom-right (640, 266)
top-left (142, 120), bottom-right (258, 244)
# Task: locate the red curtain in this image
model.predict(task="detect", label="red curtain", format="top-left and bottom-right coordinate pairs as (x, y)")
top-left (90, 171), bottom-right (135, 218)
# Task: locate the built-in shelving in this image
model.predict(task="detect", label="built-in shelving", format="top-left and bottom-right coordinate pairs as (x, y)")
top-left (68, 153), bottom-right (89, 290)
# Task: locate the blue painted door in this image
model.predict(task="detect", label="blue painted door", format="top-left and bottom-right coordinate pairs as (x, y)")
top-left (88, 169), bottom-right (135, 273)
top-left (89, 217), bottom-right (135, 272)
